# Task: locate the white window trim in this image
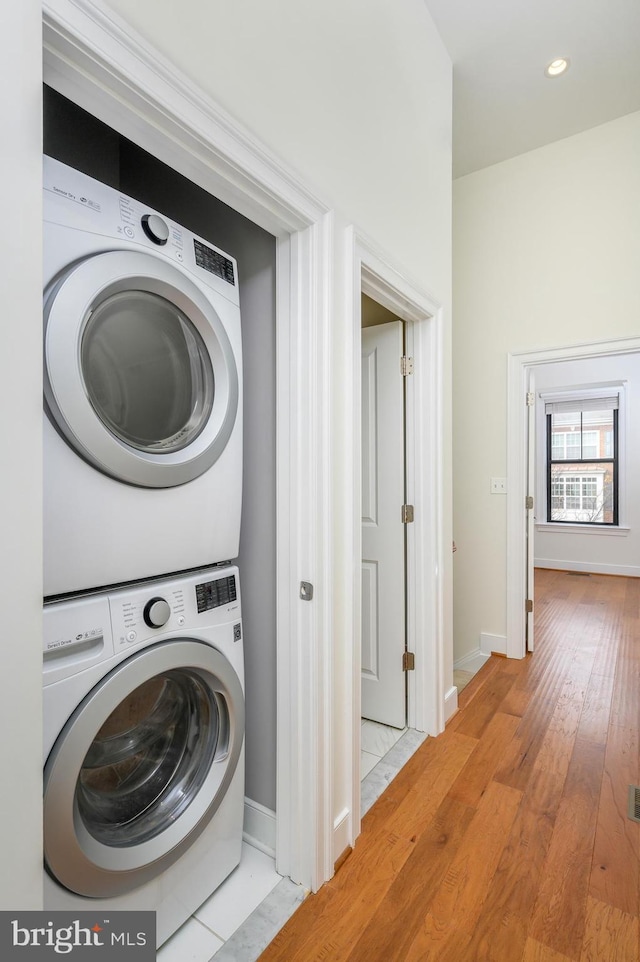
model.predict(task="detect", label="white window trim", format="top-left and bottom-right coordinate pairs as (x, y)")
top-left (535, 522), bottom-right (630, 536)
top-left (535, 381), bottom-right (627, 529)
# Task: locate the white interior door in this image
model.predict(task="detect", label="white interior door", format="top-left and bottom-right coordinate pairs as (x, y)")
top-left (526, 370), bottom-right (536, 652)
top-left (361, 320), bottom-right (406, 728)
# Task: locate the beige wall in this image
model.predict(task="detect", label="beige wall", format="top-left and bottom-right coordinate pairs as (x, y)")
top-left (452, 111), bottom-right (640, 662)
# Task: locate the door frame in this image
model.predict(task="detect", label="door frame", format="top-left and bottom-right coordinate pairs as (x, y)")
top-left (346, 229), bottom-right (446, 837)
top-left (507, 334), bottom-right (640, 659)
top-left (43, 0), bottom-right (335, 892)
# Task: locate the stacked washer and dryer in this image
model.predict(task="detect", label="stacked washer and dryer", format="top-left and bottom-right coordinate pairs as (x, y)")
top-left (42, 156), bottom-right (246, 947)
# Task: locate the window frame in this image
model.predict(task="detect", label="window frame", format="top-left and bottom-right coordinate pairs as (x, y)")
top-left (546, 406), bottom-right (619, 526)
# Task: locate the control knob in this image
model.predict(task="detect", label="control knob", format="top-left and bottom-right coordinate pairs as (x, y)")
top-left (143, 597), bottom-right (171, 628)
top-left (141, 213), bottom-right (170, 246)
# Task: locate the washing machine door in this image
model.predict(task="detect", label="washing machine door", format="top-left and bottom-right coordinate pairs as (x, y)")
top-left (43, 250), bottom-right (239, 487)
top-left (43, 640), bottom-right (244, 898)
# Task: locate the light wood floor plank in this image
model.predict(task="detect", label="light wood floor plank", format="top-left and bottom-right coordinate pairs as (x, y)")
top-left (345, 795), bottom-right (475, 962)
top-left (462, 767), bottom-right (565, 962)
top-left (258, 570), bottom-right (639, 962)
top-left (579, 896), bottom-right (639, 962)
top-left (401, 780), bottom-right (522, 961)
top-left (448, 665), bottom-right (519, 739)
top-left (528, 738), bottom-right (606, 960)
top-left (522, 938), bottom-right (575, 962)
top-left (533, 674), bottom-right (590, 780)
top-left (448, 710), bottom-right (521, 807)
top-left (589, 722), bottom-right (640, 916)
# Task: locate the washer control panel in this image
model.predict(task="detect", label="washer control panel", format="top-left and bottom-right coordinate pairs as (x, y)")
top-left (43, 566), bottom-right (240, 687)
top-left (196, 574), bottom-right (237, 613)
top-left (108, 566), bottom-right (240, 650)
top-left (111, 585), bottom-right (186, 650)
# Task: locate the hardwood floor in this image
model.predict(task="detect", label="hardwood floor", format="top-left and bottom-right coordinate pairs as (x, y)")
top-left (258, 569), bottom-right (640, 961)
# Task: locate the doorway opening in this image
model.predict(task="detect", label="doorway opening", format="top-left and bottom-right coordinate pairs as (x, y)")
top-left (507, 336), bottom-right (640, 660)
top-left (360, 293), bottom-right (410, 776)
top-left (351, 240), bottom-right (446, 819)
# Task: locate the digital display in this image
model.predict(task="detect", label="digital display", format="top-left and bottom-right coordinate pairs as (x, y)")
top-left (193, 239), bottom-right (235, 285)
top-left (195, 575), bottom-right (237, 612)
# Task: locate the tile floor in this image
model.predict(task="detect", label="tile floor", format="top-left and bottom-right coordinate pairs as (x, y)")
top-left (158, 721), bottom-right (432, 961)
top-left (360, 718), bottom-right (407, 778)
top-left (157, 842), bottom-right (301, 962)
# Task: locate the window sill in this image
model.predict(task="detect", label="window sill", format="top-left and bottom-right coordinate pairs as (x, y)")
top-left (535, 522), bottom-right (630, 537)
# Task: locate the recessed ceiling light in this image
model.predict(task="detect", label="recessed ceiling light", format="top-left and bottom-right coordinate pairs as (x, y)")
top-left (545, 58), bottom-right (570, 78)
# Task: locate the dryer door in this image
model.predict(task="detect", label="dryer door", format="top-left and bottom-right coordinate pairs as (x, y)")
top-left (44, 250), bottom-right (239, 487)
top-left (43, 640), bottom-right (244, 898)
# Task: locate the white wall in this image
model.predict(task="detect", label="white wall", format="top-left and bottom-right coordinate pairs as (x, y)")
top-left (0, 2), bottom-right (44, 908)
top-left (533, 354), bottom-right (640, 577)
top-left (453, 111), bottom-right (640, 661)
top-left (3, 0), bottom-right (452, 904)
top-left (103, 0), bottom-right (453, 864)
top-left (104, 0), bottom-right (452, 289)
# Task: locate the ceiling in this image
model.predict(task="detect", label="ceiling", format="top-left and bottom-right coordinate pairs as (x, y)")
top-left (424, 0), bottom-right (640, 178)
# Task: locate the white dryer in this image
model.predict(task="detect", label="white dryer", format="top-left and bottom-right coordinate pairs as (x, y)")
top-left (43, 565), bottom-right (244, 948)
top-left (43, 156), bottom-right (243, 596)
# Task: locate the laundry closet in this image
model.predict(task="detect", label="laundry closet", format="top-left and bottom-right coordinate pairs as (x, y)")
top-left (43, 84), bottom-right (278, 935)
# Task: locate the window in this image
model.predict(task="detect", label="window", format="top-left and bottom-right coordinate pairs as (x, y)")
top-left (546, 396), bottom-right (619, 525)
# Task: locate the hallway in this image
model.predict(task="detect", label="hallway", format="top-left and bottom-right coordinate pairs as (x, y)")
top-left (258, 569), bottom-right (639, 961)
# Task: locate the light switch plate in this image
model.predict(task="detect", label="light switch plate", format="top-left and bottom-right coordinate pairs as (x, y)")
top-left (491, 477), bottom-right (507, 494)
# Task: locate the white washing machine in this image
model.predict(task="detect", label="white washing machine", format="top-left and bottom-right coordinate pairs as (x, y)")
top-left (43, 156), bottom-right (243, 597)
top-left (43, 565), bottom-right (244, 948)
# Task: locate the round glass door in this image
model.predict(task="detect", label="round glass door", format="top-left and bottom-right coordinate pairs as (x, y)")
top-left (77, 669), bottom-right (222, 848)
top-left (44, 640), bottom-right (244, 898)
top-left (81, 290), bottom-right (214, 454)
top-left (43, 250), bottom-right (240, 488)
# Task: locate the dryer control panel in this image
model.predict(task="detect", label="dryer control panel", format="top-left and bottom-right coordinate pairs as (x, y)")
top-left (43, 155), bottom-right (240, 305)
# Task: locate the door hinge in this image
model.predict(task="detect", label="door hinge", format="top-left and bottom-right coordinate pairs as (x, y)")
top-left (401, 355), bottom-right (414, 376)
top-left (401, 504), bottom-right (414, 524)
top-left (526, 495), bottom-right (534, 510)
top-left (403, 651), bottom-right (415, 671)
top-left (526, 391), bottom-right (535, 406)
top-left (526, 599), bottom-right (534, 614)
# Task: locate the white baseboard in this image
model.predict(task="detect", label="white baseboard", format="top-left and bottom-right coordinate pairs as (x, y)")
top-left (243, 797), bottom-right (276, 858)
top-left (454, 648), bottom-right (490, 674)
top-left (535, 559), bottom-right (640, 578)
top-left (332, 807), bottom-right (351, 865)
top-left (444, 685), bottom-right (458, 723)
top-left (480, 632), bottom-right (507, 656)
